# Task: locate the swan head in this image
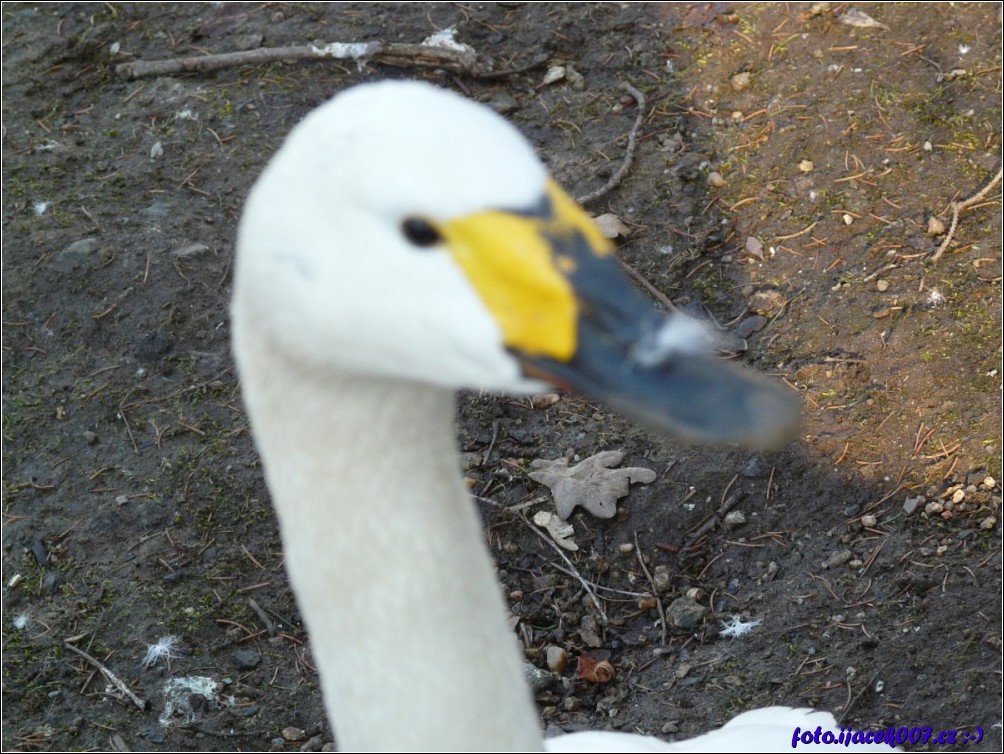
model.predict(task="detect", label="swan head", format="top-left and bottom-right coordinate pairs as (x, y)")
top-left (234, 80), bottom-right (800, 448)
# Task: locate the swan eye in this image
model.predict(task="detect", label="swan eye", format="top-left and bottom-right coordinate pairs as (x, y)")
top-left (402, 218), bottom-right (443, 248)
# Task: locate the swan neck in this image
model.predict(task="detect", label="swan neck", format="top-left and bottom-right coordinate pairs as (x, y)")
top-left (237, 350), bottom-right (543, 751)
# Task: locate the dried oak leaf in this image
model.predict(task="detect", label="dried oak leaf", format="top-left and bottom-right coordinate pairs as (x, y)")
top-left (528, 450), bottom-right (656, 520)
top-left (532, 510), bottom-right (579, 552)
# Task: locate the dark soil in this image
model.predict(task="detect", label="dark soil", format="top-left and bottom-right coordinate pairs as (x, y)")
top-left (3, 3), bottom-right (1001, 752)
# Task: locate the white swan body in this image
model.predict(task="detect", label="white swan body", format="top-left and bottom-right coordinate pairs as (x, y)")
top-left (232, 81), bottom-right (875, 751)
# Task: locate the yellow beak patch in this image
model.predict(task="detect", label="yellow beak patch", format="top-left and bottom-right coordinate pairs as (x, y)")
top-left (441, 180), bottom-right (613, 362)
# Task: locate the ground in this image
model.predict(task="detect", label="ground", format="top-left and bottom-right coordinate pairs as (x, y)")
top-left (2, 3), bottom-right (1001, 752)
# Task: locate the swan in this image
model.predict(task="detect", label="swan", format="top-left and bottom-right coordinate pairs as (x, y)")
top-left (231, 80), bottom-right (875, 751)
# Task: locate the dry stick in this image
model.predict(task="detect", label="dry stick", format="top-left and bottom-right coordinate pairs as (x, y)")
top-left (475, 494), bottom-right (609, 614)
top-left (616, 255), bottom-right (679, 312)
top-left (931, 158), bottom-right (1003, 262)
top-left (576, 82), bottom-right (648, 205)
top-left (633, 531), bottom-right (668, 645)
top-left (481, 419), bottom-right (501, 467)
top-left (116, 41), bottom-right (481, 80)
top-left (684, 490), bottom-right (746, 550)
top-left (838, 669), bottom-right (883, 723)
top-left (520, 512), bottom-right (608, 622)
top-left (575, 83), bottom-right (679, 314)
top-left (63, 641), bottom-right (147, 711)
top-left (247, 597), bottom-right (277, 637)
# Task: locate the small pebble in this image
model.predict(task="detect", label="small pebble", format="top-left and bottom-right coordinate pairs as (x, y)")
top-left (564, 64), bottom-right (585, 91)
top-left (524, 663), bottom-right (561, 692)
top-left (861, 514), bottom-right (878, 528)
top-left (793, 176), bottom-right (814, 196)
top-left (542, 66), bottom-right (565, 86)
top-left (798, 159), bottom-right (814, 172)
top-left (666, 597), bottom-right (706, 631)
top-left (282, 726), bottom-right (307, 743)
top-left (876, 279), bottom-right (889, 292)
top-left (546, 645), bottom-right (568, 673)
top-left (56, 237), bottom-right (102, 267)
top-left (301, 735), bottom-right (324, 752)
top-left (723, 510), bottom-right (747, 529)
top-left (707, 171), bottom-right (727, 188)
top-left (749, 289), bottom-right (785, 315)
top-left (730, 71), bottom-right (752, 91)
top-left (951, 489), bottom-right (966, 504)
top-left (231, 648), bottom-right (261, 670)
top-left (618, 542), bottom-right (634, 554)
top-left (486, 93), bottom-right (519, 115)
top-left (980, 516), bottom-right (997, 530)
top-left (172, 242), bottom-right (211, 258)
top-left (981, 476), bottom-right (996, 489)
top-left (927, 216), bottom-right (946, 236)
top-left (925, 501), bottom-right (944, 515)
top-left (653, 570), bottom-right (671, 593)
top-left (529, 393), bottom-right (560, 409)
top-left (823, 549), bottom-right (852, 569)
top-left (842, 213), bottom-right (854, 225)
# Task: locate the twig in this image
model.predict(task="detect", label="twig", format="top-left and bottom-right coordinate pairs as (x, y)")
top-left (116, 41), bottom-right (484, 80)
top-left (634, 532), bottom-right (667, 645)
top-left (63, 641), bottom-right (147, 710)
top-left (838, 669), bottom-right (882, 723)
top-left (520, 512), bottom-right (607, 621)
top-left (482, 419), bottom-right (501, 466)
top-left (931, 156), bottom-right (1003, 262)
top-left (685, 482), bottom-right (745, 547)
top-left (247, 598), bottom-right (277, 637)
top-left (475, 493), bottom-right (549, 513)
top-left (546, 562), bottom-right (648, 598)
top-left (474, 53), bottom-right (550, 80)
top-left (615, 255), bottom-right (678, 312)
top-left (576, 83), bottom-right (648, 204)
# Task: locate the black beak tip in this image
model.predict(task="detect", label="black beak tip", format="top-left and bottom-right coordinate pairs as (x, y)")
top-left (525, 350), bottom-right (802, 451)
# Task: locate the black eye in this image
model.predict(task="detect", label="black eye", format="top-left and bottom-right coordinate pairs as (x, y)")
top-left (402, 218), bottom-right (443, 248)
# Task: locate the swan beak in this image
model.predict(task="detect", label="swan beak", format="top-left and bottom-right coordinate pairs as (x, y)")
top-left (442, 181), bottom-right (801, 450)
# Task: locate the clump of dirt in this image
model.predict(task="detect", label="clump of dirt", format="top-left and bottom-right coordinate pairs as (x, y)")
top-left (3, 3), bottom-right (1000, 752)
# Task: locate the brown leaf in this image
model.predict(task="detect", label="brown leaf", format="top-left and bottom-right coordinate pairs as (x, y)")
top-left (528, 451), bottom-right (656, 519)
top-left (838, 9), bottom-right (889, 30)
top-left (577, 654), bottom-right (615, 684)
top-left (592, 213), bottom-right (631, 240)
